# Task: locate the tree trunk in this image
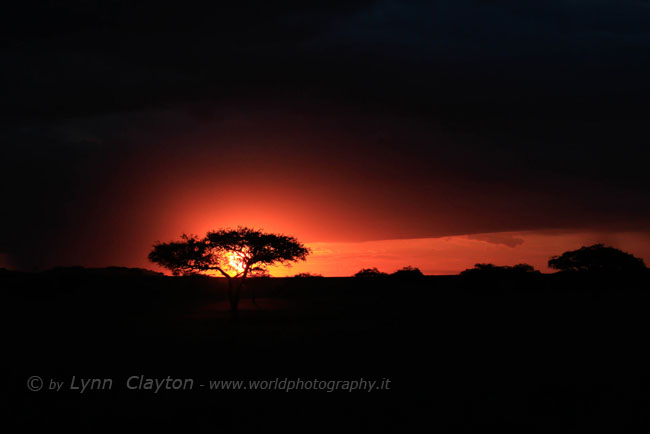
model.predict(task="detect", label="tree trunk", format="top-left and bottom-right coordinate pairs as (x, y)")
top-left (226, 278), bottom-right (238, 312)
top-left (231, 283), bottom-right (240, 312)
top-left (226, 264), bottom-right (252, 313)
top-left (239, 277), bottom-right (256, 306)
top-left (228, 278), bottom-right (246, 312)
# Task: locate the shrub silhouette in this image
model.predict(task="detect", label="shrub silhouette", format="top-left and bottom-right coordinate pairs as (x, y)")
top-left (548, 244), bottom-right (646, 273)
top-left (460, 263), bottom-right (540, 277)
top-left (391, 266), bottom-right (424, 279)
top-left (292, 273), bottom-right (323, 278)
top-left (354, 268), bottom-right (388, 278)
top-left (149, 227), bottom-right (310, 311)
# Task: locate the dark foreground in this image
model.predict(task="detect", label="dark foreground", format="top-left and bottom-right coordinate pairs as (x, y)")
top-left (5, 268), bottom-right (650, 432)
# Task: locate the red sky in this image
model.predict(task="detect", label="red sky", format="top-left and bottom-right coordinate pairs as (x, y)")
top-left (2, 2), bottom-right (649, 275)
top-left (269, 230), bottom-right (650, 276)
top-left (2, 105), bottom-right (648, 274)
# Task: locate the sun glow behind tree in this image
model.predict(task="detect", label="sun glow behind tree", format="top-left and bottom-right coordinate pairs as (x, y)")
top-left (148, 227), bottom-right (310, 311)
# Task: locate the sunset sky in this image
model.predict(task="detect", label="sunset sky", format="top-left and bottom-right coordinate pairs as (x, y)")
top-left (2, 1), bottom-right (649, 275)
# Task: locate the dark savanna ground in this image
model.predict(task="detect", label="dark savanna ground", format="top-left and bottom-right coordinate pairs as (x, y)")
top-left (6, 267), bottom-right (650, 433)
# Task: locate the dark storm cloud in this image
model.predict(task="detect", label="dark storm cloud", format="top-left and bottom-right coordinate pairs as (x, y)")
top-left (4, 0), bottom-right (649, 120)
top-left (2, 0), bottom-right (650, 269)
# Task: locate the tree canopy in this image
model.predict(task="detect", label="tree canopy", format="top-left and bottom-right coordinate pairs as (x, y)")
top-left (148, 227), bottom-right (310, 311)
top-left (548, 244), bottom-right (646, 273)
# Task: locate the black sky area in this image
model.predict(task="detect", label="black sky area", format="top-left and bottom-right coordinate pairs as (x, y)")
top-left (2, 0), bottom-right (650, 270)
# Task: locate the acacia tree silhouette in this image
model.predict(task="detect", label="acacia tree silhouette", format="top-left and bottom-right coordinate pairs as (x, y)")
top-left (148, 227), bottom-right (310, 311)
top-left (548, 244), bottom-right (646, 273)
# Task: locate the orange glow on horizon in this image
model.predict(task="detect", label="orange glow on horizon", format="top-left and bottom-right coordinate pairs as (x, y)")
top-left (104, 227), bottom-right (649, 278)
top-left (260, 230), bottom-right (650, 277)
